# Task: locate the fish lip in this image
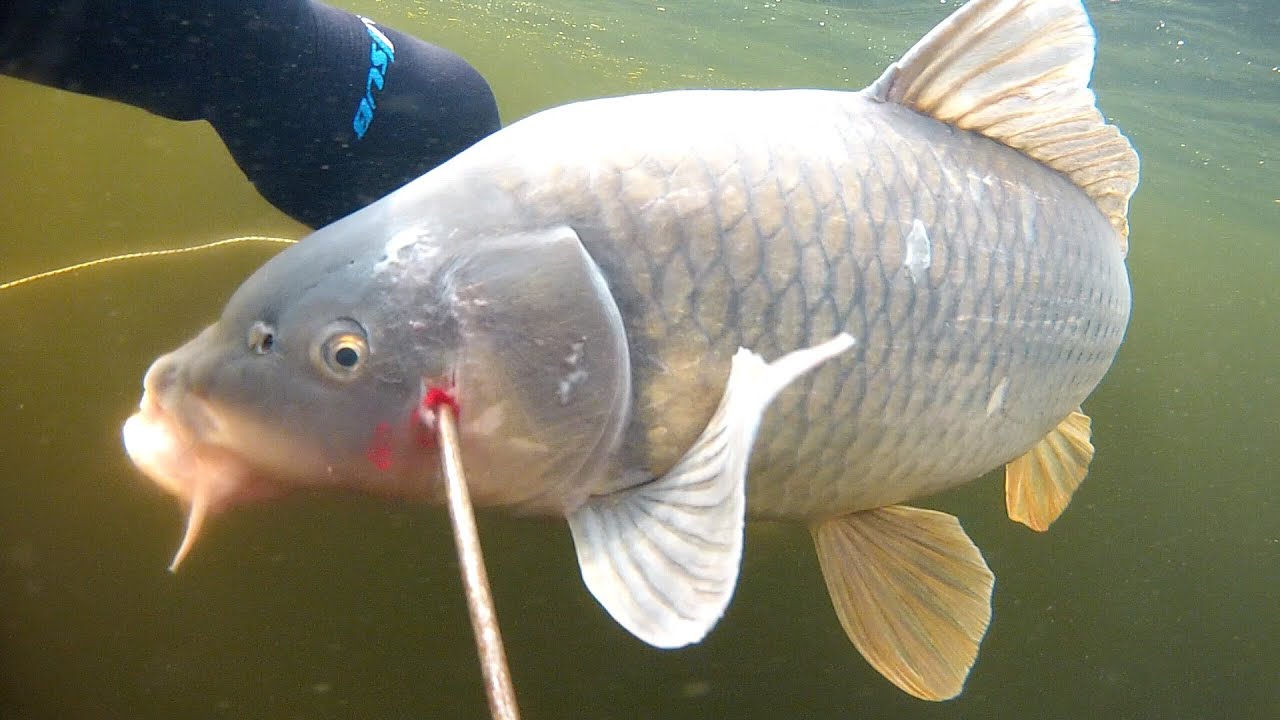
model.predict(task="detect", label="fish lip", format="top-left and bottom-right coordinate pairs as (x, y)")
top-left (123, 386), bottom-right (279, 570)
top-left (122, 383), bottom-right (264, 510)
top-left (123, 389), bottom-right (218, 504)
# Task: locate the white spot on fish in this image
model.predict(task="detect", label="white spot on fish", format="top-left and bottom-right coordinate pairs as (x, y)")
top-left (464, 403), bottom-right (506, 436)
top-left (965, 169), bottom-right (987, 203)
top-left (374, 226), bottom-right (436, 274)
top-left (904, 218), bottom-right (931, 283)
top-left (1021, 193), bottom-right (1039, 244)
top-left (565, 341), bottom-right (584, 367)
top-left (987, 377), bottom-right (1010, 416)
top-left (558, 370), bottom-right (589, 405)
top-left (383, 228), bottom-right (419, 261)
top-left (558, 340), bottom-right (589, 405)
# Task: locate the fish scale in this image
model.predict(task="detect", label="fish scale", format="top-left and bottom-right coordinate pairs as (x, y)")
top-left (474, 89), bottom-right (1129, 517)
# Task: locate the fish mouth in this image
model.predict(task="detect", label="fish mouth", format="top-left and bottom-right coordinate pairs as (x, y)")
top-left (122, 384), bottom-right (270, 571)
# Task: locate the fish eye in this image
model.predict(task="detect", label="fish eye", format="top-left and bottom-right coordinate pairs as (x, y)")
top-left (314, 320), bottom-right (369, 380)
top-left (248, 322), bottom-right (275, 355)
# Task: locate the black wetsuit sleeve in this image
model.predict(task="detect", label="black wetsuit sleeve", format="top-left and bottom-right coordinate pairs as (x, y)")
top-left (1, 0), bottom-right (501, 228)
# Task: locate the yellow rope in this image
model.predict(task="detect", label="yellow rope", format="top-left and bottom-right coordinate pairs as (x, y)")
top-left (0, 235), bottom-right (297, 291)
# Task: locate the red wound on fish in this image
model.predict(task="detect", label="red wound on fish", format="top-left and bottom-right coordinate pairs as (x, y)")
top-left (423, 385), bottom-right (461, 417)
top-left (365, 422), bottom-right (394, 471)
top-left (411, 382), bottom-right (460, 448)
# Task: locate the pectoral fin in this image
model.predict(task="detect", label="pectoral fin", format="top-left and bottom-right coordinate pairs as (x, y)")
top-left (811, 505), bottom-right (994, 701)
top-left (568, 334), bottom-right (855, 648)
top-left (1005, 408), bottom-right (1094, 531)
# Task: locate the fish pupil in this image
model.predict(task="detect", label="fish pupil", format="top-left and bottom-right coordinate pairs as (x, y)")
top-left (334, 346), bottom-right (360, 368)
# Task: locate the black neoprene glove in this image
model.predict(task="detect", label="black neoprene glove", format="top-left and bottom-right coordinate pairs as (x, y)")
top-left (1, 0), bottom-right (501, 228)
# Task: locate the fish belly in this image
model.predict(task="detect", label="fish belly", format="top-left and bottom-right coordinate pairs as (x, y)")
top-left (487, 89), bottom-right (1132, 518)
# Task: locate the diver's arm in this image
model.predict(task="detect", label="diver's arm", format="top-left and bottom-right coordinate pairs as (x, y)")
top-left (0, 0), bottom-right (501, 228)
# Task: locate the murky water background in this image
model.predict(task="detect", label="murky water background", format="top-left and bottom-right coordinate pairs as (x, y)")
top-left (1, 1), bottom-right (1276, 717)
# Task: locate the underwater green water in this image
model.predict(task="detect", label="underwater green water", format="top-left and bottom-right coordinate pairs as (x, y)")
top-left (1, 0), bottom-right (1276, 717)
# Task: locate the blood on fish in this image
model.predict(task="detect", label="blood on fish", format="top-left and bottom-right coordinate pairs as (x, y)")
top-left (365, 421), bottom-right (394, 471)
top-left (423, 385), bottom-right (461, 417)
top-left (411, 383), bottom-right (460, 448)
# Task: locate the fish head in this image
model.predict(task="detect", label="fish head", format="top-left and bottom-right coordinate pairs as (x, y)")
top-left (123, 214), bottom-right (458, 569)
top-left (124, 208), bottom-right (632, 569)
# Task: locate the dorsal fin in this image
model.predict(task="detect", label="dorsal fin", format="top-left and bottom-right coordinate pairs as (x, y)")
top-left (867, 0), bottom-right (1139, 253)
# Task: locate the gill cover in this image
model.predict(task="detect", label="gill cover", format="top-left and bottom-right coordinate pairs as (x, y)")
top-left (446, 225), bottom-right (631, 511)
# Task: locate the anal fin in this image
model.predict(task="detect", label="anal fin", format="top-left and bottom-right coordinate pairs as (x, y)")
top-left (811, 505), bottom-right (994, 701)
top-left (1005, 408), bottom-right (1094, 531)
top-left (568, 334), bottom-right (855, 648)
